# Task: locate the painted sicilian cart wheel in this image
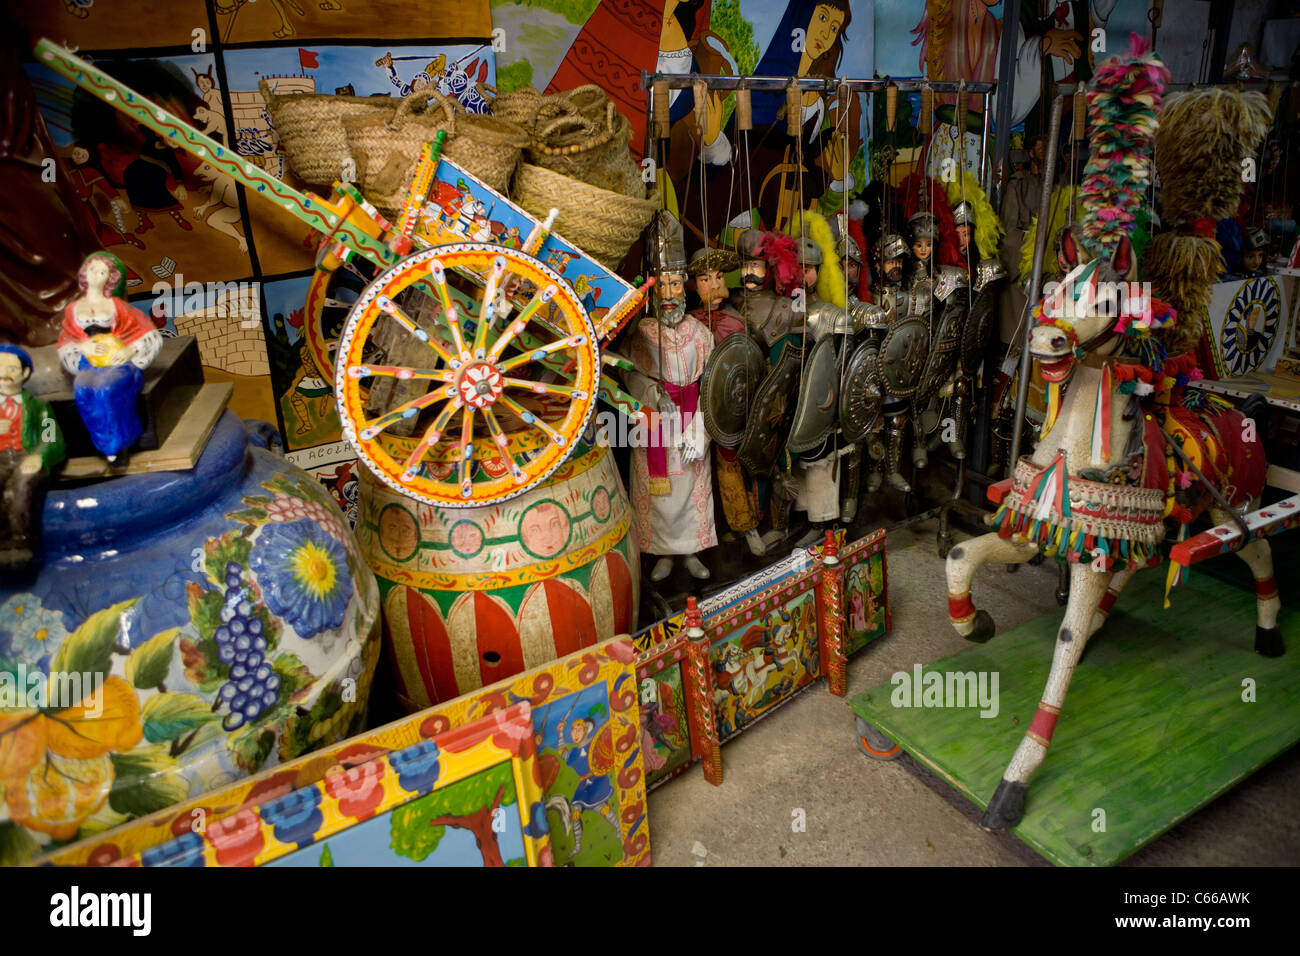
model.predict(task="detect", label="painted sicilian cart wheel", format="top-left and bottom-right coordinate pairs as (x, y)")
top-left (335, 242), bottom-right (599, 507)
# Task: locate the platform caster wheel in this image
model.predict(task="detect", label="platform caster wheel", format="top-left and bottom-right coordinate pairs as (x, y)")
top-left (855, 716), bottom-right (902, 760)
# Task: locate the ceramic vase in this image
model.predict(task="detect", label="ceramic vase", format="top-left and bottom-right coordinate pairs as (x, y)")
top-left (0, 412), bottom-right (380, 865)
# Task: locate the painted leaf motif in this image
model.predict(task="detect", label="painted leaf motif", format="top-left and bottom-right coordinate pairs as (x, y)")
top-left (179, 637), bottom-right (222, 693)
top-left (45, 676), bottom-right (142, 759)
top-left (204, 531), bottom-right (252, 589)
top-left (108, 746), bottom-right (188, 817)
top-left (229, 727), bottom-right (276, 775)
top-left (187, 583), bottom-right (223, 641)
top-left (51, 599), bottom-right (139, 679)
top-left (0, 821), bottom-right (40, 867)
top-left (0, 711), bottom-right (45, 785)
top-left (272, 653), bottom-right (315, 703)
top-left (140, 692), bottom-right (219, 745)
top-left (125, 628), bottom-right (179, 690)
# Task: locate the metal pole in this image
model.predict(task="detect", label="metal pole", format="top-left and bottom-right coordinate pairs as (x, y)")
top-left (639, 71), bottom-right (993, 95)
top-left (1005, 89), bottom-right (1064, 477)
top-left (990, 0), bottom-right (1021, 210)
top-left (980, 93), bottom-right (991, 194)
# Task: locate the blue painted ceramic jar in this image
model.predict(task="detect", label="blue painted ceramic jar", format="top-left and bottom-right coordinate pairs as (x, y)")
top-left (0, 412), bottom-right (379, 864)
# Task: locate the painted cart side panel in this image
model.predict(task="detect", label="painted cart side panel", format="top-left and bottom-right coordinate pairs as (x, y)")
top-left (117, 703), bottom-right (550, 867)
top-left (37, 638), bottom-right (647, 868)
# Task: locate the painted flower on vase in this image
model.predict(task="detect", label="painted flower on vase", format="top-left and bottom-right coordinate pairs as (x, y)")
top-left (0, 595), bottom-right (67, 664)
top-left (251, 520), bottom-right (352, 640)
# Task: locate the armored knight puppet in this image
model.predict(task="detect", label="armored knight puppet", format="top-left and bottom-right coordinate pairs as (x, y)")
top-left (627, 212), bottom-right (716, 582)
top-left (785, 229), bottom-right (862, 535)
top-left (728, 228), bottom-right (799, 352)
top-left (0, 344), bottom-right (66, 568)
top-left (690, 245), bottom-right (766, 557)
top-left (868, 231), bottom-right (927, 492)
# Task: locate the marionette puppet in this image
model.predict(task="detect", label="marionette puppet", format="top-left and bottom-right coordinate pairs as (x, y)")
top-left (57, 252), bottom-right (163, 465)
top-left (786, 218), bottom-right (860, 533)
top-left (689, 245), bottom-right (766, 557)
top-left (0, 344), bottom-right (66, 569)
top-left (1241, 227), bottom-right (1270, 276)
top-left (627, 212), bottom-right (717, 582)
top-left (728, 228), bottom-right (799, 352)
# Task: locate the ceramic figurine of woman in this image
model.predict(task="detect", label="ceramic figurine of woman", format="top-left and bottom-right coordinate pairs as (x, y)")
top-left (57, 252), bottom-right (163, 464)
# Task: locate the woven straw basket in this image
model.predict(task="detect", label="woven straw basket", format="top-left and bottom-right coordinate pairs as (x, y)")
top-left (528, 101), bottom-right (641, 197)
top-left (260, 80), bottom-right (398, 189)
top-left (513, 163), bottom-right (655, 269)
top-left (345, 93), bottom-right (526, 214)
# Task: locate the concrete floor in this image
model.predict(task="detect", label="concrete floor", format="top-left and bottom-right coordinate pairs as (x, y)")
top-left (645, 518), bottom-right (1300, 867)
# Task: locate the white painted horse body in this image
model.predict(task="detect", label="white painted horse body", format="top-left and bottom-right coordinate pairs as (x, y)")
top-left (944, 236), bottom-right (1283, 830)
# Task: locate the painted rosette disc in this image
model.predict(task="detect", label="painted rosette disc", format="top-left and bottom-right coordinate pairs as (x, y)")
top-left (336, 243), bottom-right (599, 507)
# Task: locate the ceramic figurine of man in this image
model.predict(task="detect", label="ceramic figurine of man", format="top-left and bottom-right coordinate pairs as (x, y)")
top-left (0, 344), bottom-right (65, 569)
top-left (628, 213), bottom-right (716, 582)
top-left (57, 252), bottom-right (163, 465)
top-left (689, 246), bottom-right (765, 557)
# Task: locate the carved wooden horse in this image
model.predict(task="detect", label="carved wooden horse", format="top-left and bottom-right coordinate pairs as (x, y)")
top-left (945, 234), bottom-right (1284, 830)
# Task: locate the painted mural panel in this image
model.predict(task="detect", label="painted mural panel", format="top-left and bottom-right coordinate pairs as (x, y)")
top-left (636, 637), bottom-right (695, 788)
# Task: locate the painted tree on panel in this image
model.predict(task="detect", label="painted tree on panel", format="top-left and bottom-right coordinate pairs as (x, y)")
top-left (389, 762), bottom-right (518, 867)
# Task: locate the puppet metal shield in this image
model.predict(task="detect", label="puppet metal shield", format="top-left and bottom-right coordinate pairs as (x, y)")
top-left (738, 343), bottom-right (804, 476)
top-left (840, 340), bottom-right (884, 443)
top-left (700, 331), bottom-right (767, 448)
top-left (787, 334), bottom-right (840, 454)
top-left (879, 315), bottom-right (929, 398)
top-left (960, 285), bottom-right (997, 373)
top-left (916, 295), bottom-right (967, 404)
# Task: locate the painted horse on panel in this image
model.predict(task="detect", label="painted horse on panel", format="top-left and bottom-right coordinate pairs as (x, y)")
top-left (944, 233), bottom-right (1285, 830)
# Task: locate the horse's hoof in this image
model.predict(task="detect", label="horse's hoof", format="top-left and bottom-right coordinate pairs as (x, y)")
top-left (855, 717), bottom-right (902, 760)
top-left (980, 778), bottom-right (1027, 831)
top-left (965, 609), bottom-right (996, 644)
top-left (1256, 625), bottom-right (1284, 658)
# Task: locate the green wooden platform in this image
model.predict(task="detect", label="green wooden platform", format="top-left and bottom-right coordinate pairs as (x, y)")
top-left (849, 561), bottom-right (1300, 866)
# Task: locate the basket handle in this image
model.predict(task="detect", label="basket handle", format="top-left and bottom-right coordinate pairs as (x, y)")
top-left (388, 91), bottom-right (456, 132)
top-left (535, 103), bottom-right (619, 153)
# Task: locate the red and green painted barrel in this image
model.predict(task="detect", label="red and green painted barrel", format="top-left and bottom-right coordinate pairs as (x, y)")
top-left (356, 438), bottom-right (639, 710)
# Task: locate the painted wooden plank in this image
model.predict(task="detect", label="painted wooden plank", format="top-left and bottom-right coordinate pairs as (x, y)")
top-left (849, 564), bottom-right (1300, 866)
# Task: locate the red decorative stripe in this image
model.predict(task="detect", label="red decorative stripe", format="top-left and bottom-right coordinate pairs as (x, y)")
top-left (1255, 578), bottom-right (1278, 601)
top-left (1028, 703), bottom-right (1060, 744)
top-left (1098, 590), bottom-right (1118, 615)
top-left (948, 593), bottom-right (976, 623)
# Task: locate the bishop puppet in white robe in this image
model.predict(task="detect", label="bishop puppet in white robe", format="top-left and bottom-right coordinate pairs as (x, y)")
top-left (626, 313), bottom-right (718, 556)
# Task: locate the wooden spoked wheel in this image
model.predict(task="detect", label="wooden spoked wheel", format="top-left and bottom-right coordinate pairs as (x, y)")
top-left (335, 242), bottom-right (599, 508)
